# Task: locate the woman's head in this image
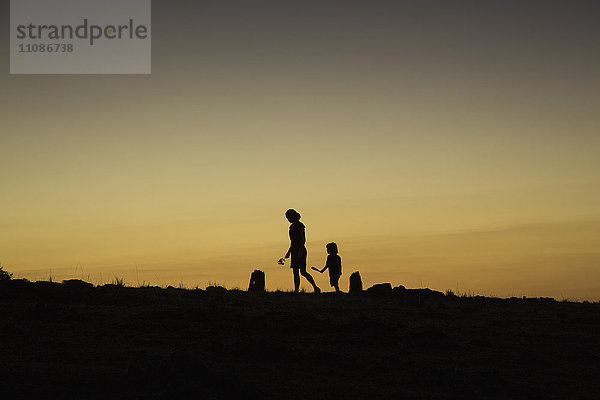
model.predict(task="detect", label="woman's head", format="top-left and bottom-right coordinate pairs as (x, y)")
top-left (285, 209), bottom-right (301, 222)
top-left (326, 242), bottom-right (338, 254)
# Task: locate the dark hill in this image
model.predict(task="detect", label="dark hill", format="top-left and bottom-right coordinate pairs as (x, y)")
top-left (0, 279), bottom-right (599, 399)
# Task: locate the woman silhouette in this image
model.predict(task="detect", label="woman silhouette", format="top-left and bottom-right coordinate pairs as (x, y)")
top-left (284, 209), bottom-right (320, 293)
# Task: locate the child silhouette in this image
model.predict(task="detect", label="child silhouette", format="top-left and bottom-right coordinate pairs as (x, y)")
top-left (316, 242), bottom-right (342, 292)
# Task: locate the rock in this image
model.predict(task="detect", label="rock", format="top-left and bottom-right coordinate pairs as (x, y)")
top-left (392, 285), bottom-right (407, 295)
top-left (62, 279), bottom-right (93, 290)
top-left (34, 280), bottom-right (61, 289)
top-left (33, 281), bottom-right (62, 299)
top-left (365, 283), bottom-right (392, 296)
top-left (100, 283), bottom-right (121, 290)
top-left (349, 271), bottom-right (363, 294)
top-left (205, 285), bottom-right (227, 295)
top-left (248, 269), bottom-right (265, 292)
top-left (60, 279), bottom-right (94, 303)
top-left (403, 288), bottom-right (446, 304)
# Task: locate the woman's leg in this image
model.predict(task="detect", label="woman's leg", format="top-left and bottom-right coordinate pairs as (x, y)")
top-left (293, 268), bottom-right (300, 292)
top-left (300, 269), bottom-right (320, 293)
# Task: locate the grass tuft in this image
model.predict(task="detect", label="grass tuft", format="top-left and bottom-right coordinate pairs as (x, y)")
top-left (112, 275), bottom-right (126, 287)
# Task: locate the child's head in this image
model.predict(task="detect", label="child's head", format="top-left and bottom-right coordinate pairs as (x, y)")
top-left (326, 242), bottom-right (338, 255)
top-left (285, 209), bottom-right (301, 223)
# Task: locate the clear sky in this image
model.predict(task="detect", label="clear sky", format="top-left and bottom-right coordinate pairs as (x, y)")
top-left (1, 0), bottom-right (599, 299)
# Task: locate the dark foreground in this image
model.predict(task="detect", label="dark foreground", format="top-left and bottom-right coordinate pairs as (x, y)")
top-left (1, 279), bottom-right (599, 400)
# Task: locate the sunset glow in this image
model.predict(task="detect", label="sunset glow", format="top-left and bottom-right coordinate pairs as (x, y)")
top-left (2, 1), bottom-right (599, 299)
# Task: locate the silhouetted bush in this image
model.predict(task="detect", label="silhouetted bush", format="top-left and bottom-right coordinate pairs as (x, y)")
top-left (0, 265), bottom-right (13, 281)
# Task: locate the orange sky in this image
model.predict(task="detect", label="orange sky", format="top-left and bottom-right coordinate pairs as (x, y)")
top-left (1, 1), bottom-right (599, 299)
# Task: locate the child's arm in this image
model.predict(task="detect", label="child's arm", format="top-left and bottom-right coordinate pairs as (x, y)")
top-left (320, 255), bottom-right (331, 273)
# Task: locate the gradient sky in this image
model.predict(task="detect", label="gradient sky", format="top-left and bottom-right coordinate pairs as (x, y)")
top-left (1, 0), bottom-right (599, 299)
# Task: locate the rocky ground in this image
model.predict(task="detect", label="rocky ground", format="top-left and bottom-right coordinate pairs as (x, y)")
top-left (0, 279), bottom-right (599, 399)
